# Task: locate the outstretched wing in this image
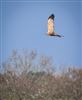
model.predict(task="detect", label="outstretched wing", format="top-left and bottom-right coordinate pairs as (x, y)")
top-left (48, 14), bottom-right (56, 35)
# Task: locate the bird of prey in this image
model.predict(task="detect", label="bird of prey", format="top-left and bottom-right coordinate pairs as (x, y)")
top-left (47, 14), bottom-right (64, 37)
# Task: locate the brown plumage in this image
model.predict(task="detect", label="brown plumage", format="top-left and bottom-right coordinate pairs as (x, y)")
top-left (47, 14), bottom-right (64, 37)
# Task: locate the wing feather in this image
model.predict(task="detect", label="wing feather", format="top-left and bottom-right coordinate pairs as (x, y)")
top-left (48, 14), bottom-right (56, 35)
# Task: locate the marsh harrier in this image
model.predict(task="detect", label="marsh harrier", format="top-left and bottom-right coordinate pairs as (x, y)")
top-left (47, 14), bottom-right (64, 37)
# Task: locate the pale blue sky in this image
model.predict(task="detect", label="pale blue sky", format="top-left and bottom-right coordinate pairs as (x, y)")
top-left (0, 0), bottom-right (82, 67)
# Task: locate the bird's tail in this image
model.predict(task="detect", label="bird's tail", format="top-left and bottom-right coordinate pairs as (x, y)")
top-left (54, 32), bottom-right (64, 37)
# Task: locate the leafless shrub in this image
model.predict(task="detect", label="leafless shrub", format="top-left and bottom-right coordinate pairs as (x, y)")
top-left (0, 50), bottom-right (82, 100)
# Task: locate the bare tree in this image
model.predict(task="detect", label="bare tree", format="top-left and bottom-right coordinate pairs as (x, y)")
top-left (0, 50), bottom-right (82, 100)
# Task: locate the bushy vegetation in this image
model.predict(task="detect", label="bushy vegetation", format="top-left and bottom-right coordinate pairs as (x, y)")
top-left (0, 50), bottom-right (82, 100)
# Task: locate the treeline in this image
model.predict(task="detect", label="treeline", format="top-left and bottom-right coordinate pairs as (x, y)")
top-left (0, 50), bottom-right (82, 100)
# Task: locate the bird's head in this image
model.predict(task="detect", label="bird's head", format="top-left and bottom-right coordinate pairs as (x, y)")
top-left (48, 14), bottom-right (55, 20)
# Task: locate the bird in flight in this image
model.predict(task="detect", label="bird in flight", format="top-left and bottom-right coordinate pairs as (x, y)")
top-left (47, 14), bottom-right (64, 37)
